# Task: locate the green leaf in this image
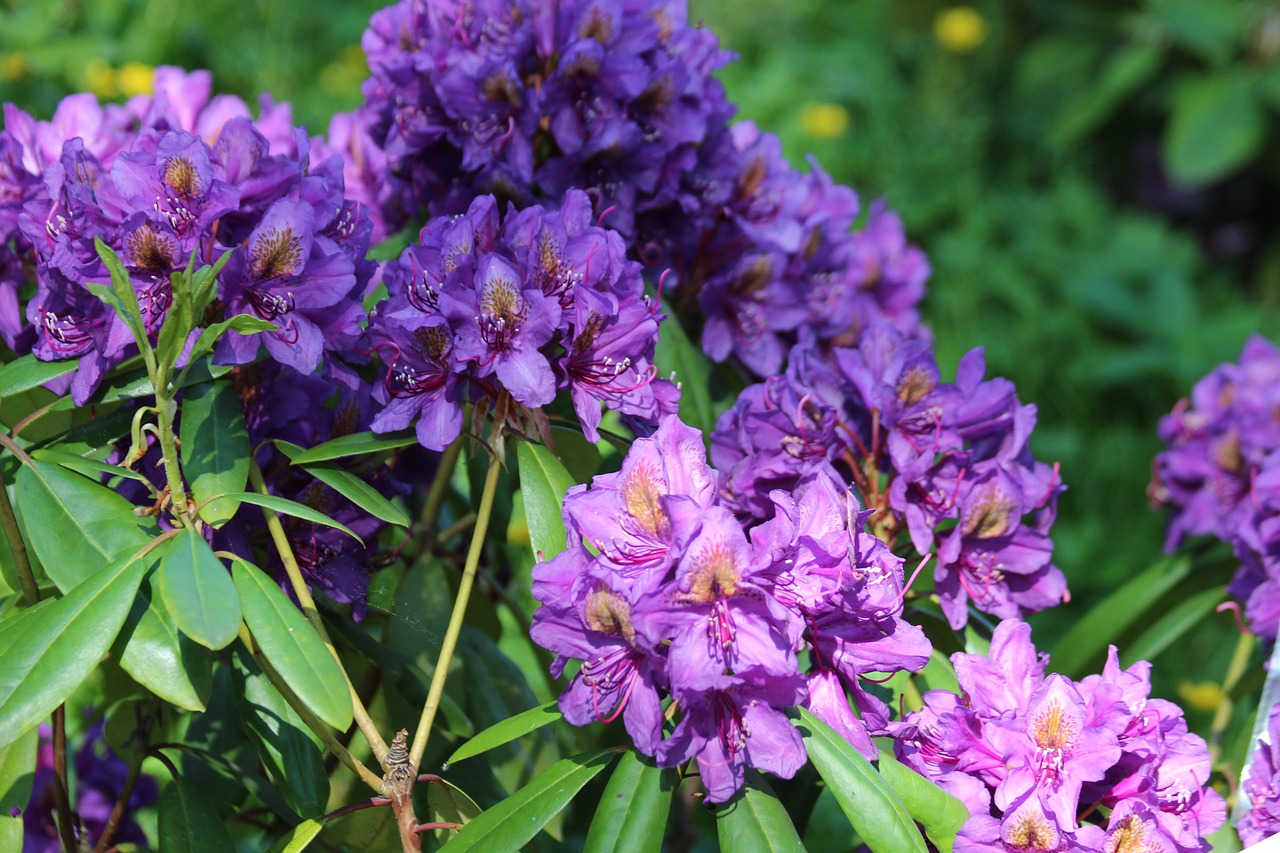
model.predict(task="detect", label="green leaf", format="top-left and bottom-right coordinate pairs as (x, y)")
top-left (226, 492), bottom-right (364, 543)
top-left (116, 575), bottom-right (213, 711)
top-left (583, 749), bottom-right (674, 853)
top-left (1165, 72), bottom-right (1265, 187)
top-left (157, 528), bottom-right (241, 650)
top-left (276, 442), bottom-right (410, 529)
top-left (426, 779), bottom-right (482, 847)
top-left (549, 425), bottom-right (601, 484)
top-left (158, 778), bottom-right (237, 853)
top-left (44, 357), bottom-right (237, 414)
top-left (440, 749), bottom-right (619, 852)
top-left (446, 701), bottom-right (562, 766)
top-left (186, 314), bottom-right (278, 367)
top-left (232, 557), bottom-right (353, 731)
top-left (516, 441), bottom-right (575, 562)
top-left (14, 459), bottom-right (155, 591)
top-left (1051, 555), bottom-right (1191, 677)
top-left (90, 239), bottom-right (150, 356)
top-left (31, 448), bottom-right (148, 485)
top-left (795, 707), bottom-right (927, 853)
top-left (652, 304), bottom-right (718, 441)
top-left (1053, 43), bottom-right (1161, 149)
top-left (231, 645), bottom-right (330, 820)
top-left (319, 800), bottom-right (398, 851)
top-left (0, 355), bottom-right (79, 399)
top-left (288, 429), bottom-right (418, 465)
top-left (182, 379), bottom-right (251, 527)
top-left (877, 750), bottom-right (968, 853)
top-left (268, 819), bottom-right (324, 853)
top-left (1122, 586), bottom-right (1226, 665)
top-left (0, 727), bottom-right (37, 852)
top-left (0, 548), bottom-right (150, 747)
top-left (713, 771), bottom-right (806, 853)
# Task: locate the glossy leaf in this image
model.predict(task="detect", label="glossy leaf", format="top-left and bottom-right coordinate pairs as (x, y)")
top-left (89, 240), bottom-right (149, 355)
top-left (0, 354), bottom-right (79, 399)
top-left (14, 459), bottom-right (154, 591)
top-left (652, 300), bottom-right (718, 442)
top-left (45, 357), bottom-right (237, 414)
top-left (117, 576), bottom-right (213, 712)
top-left (232, 557), bottom-right (353, 731)
top-left (157, 528), bottom-right (241, 650)
top-left (231, 645), bottom-right (330, 819)
top-left (31, 448), bottom-right (148, 484)
top-left (288, 429), bottom-right (418, 465)
top-left (439, 749), bottom-right (619, 852)
top-left (182, 379), bottom-right (251, 527)
top-left (516, 441), bottom-right (575, 562)
top-left (583, 749), bottom-right (674, 853)
top-left (549, 425), bottom-right (601, 484)
top-left (426, 779), bottom-right (482, 847)
top-left (276, 442), bottom-right (409, 529)
top-left (268, 819), bottom-right (324, 853)
top-left (0, 549), bottom-right (150, 747)
top-left (0, 727), bottom-right (37, 852)
top-left (158, 778), bottom-right (237, 853)
top-left (446, 701), bottom-right (561, 766)
top-left (1165, 72), bottom-right (1264, 187)
top-left (185, 314), bottom-right (277, 369)
top-left (877, 750), bottom-right (968, 853)
top-left (713, 771), bottom-right (805, 853)
top-left (795, 708), bottom-right (926, 853)
top-left (228, 492), bottom-right (364, 543)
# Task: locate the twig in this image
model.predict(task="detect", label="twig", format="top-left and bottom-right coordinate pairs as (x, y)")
top-left (51, 706), bottom-right (78, 852)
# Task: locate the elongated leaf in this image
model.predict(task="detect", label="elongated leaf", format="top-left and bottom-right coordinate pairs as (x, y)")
top-left (157, 528), bottom-right (241, 650)
top-left (319, 802), bottom-right (398, 851)
top-left (158, 778), bottom-right (237, 853)
top-left (186, 315), bottom-right (277, 367)
top-left (1051, 555), bottom-right (1191, 677)
top-left (516, 441), bottom-right (575, 562)
top-left (269, 819), bottom-right (323, 853)
top-left (584, 749), bottom-right (673, 853)
top-left (275, 442), bottom-right (409, 529)
top-left (714, 771), bottom-right (805, 853)
top-left (1123, 586), bottom-right (1226, 666)
top-left (117, 576), bottom-right (212, 711)
top-left (228, 492), bottom-right (363, 543)
top-left (549, 425), bottom-right (601, 484)
top-left (653, 302), bottom-right (718, 442)
top-left (440, 749), bottom-right (619, 852)
top-left (1165, 72), bottom-right (1264, 187)
top-left (88, 242), bottom-right (149, 356)
top-left (14, 459), bottom-right (154, 590)
top-left (427, 779), bottom-right (482, 847)
top-left (0, 355), bottom-right (79, 399)
top-left (182, 379), bottom-right (251, 527)
top-left (46, 358), bottom-right (236, 413)
top-left (232, 558), bottom-right (353, 731)
top-left (31, 448), bottom-right (147, 484)
top-left (877, 750), bottom-right (967, 853)
top-left (231, 645), bottom-right (330, 819)
top-left (0, 549), bottom-right (150, 747)
top-left (795, 708), bottom-right (927, 853)
top-left (0, 727), bottom-right (37, 852)
top-left (446, 701), bottom-right (562, 766)
top-left (288, 429), bottom-right (418, 465)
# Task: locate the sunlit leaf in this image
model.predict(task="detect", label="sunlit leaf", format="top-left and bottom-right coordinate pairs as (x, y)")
top-left (182, 379), bottom-right (251, 527)
top-left (584, 749), bottom-right (674, 853)
top-left (445, 701), bottom-right (561, 766)
top-left (157, 528), bottom-right (241, 650)
top-left (515, 441), bottom-right (575, 562)
top-left (713, 771), bottom-right (805, 853)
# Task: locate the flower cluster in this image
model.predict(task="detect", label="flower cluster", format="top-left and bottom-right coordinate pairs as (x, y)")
top-left (366, 189), bottom-right (676, 448)
top-left (21, 721), bottom-right (159, 852)
top-left (890, 620), bottom-right (1224, 853)
top-left (530, 414), bottom-right (931, 802)
top-left (1152, 335), bottom-right (1280, 638)
top-left (1240, 700), bottom-right (1280, 846)
top-left (3, 67), bottom-right (373, 403)
top-left (712, 324), bottom-right (1065, 629)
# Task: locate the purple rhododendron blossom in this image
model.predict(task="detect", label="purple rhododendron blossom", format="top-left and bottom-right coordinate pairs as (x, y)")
top-left (1240, 700), bottom-right (1280, 847)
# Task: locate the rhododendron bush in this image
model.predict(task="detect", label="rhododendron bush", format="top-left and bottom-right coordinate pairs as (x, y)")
top-left (0, 2), bottom-right (1273, 852)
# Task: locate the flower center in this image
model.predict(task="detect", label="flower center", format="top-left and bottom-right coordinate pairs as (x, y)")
top-left (621, 461), bottom-right (668, 539)
top-left (584, 588), bottom-right (635, 641)
top-left (162, 154), bottom-right (203, 199)
top-left (1002, 808), bottom-right (1060, 851)
top-left (896, 365), bottom-right (936, 404)
top-left (961, 482), bottom-right (1015, 539)
top-left (124, 223), bottom-right (177, 272)
top-left (251, 226), bottom-right (305, 281)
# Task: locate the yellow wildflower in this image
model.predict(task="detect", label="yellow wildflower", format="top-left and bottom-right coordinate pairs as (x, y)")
top-left (934, 6), bottom-right (987, 54)
top-left (800, 102), bottom-right (850, 140)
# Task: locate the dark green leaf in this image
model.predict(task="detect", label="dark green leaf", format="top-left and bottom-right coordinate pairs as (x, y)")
top-left (1123, 586), bottom-right (1226, 665)
top-left (158, 778), bottom-right (237, 853)
top-left (0, 727), bottom-right (37, 852)
top-left (268, 819), bottom-right (324, 853)
top-left (1165, 72), bottom-right (1264, 187)
top-left (116, 575), bottom-right (213, 711)
top-left (549, 425), bottom-right (601, 484)
top-left (583, 749), bottom-right (673, 853)
top-left (14, 459), bottom-right (155, 591)
top-left (232, 557), bottom-right (353, 731)
top-left (652, 304), bottom-right (718, 441)
top-left (319, 800), bottom-right (399, 852)
top-left (516, 441), bottom-right (575, 562)
top-left (276, 442), bottom-right (409, 529)
top-left (157, 528), bottom-right (241, 650)
top-left (231, 645), bottom-right (330, 820)
top-left (426, 779), bottom-right (482, 847)
top-left (0, 548), bottom-right (150, 747)
top-left (288, 429), bottom-right (418, 465)
top-left (877, 750), bottom-right (967, 853)
top-left (0, 355), bottom-right (79, 399)
top-left (446, 701), bottom-right (562, 766)
top-left (1053, 43), bottom-right (1161, 149)
top-left (227, 492), bottom-right (364, 543)
top-left (182, 379), bottom-right (251, 527)
top-left (795, 707), bottom-right (926, 853)
top-left (714, 771), bottom-right (806, 853)
top-left (439, 749), bottom-right (619, 852)
top-left (1051, 555), bottom-right (1191, 677)
top-left (46, 357), bottom-right (236, 412)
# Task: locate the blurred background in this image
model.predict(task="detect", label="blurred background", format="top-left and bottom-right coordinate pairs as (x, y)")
top-left (2, 0), bottom-right (1278, 750)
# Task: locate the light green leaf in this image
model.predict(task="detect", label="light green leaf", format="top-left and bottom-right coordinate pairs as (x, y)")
top-left (225, 492), bottom-right (364, 543)
top-left (157, 528), bottom-right (241, 650)
top-left (232, 557), bottom-right (353, 732)
top-left (288, 430), bottom-right (418, 465)
top-left (516, 441), bottom-right (575, 562)
top-left (795, 707), bottom-right (927, 853)
top-left (713, 771), bottom-right (805, 853)
top-left (0, 355), bottom-right (79, 399)
top-left (158, 778), bottom-right (237, 853)
top-left (268, 819), bottom-right (324, 853)
top-left (89, 239), bottom-right (150, 356)
top-left (445, 701), bottom-right (561, 766)
top-left (1165, 72), bottom-right (1264, 187)
top-left (117, 576), bottom-right (213, 711)
top-left (0, 727), bottom-right (37, 852)
top-left (31, 448), bottom-right (148, 485)
top-left (877, 750), bottom-right (968, 853)
top-left (186, 314), bottom-right (278, 367)
top-left (182, 379), bottom-right (251, 527)
top-left (1122, 586), bottom-right (1226, 665)
top-left (584, 749), bottom-right (674, 853)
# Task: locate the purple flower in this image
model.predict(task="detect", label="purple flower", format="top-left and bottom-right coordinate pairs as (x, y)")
top-left (1240, 701), bottom-right (1280, 847)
